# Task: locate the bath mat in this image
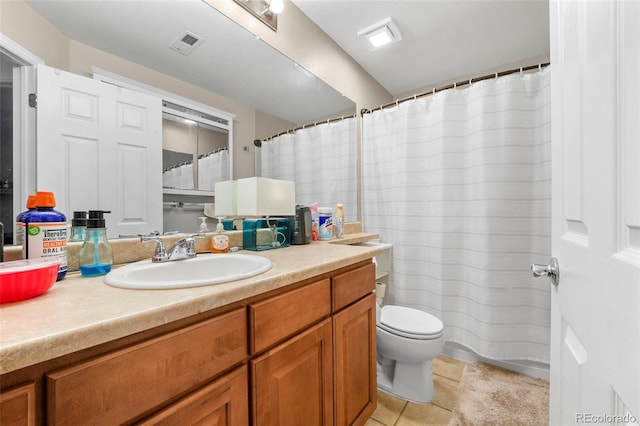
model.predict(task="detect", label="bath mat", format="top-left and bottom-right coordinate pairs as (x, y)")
top-left (449, 362), bottom-right (549, 426)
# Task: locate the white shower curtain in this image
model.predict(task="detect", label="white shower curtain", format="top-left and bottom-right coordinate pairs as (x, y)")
top-left (362, 68), bottom-right (551, 362)
top-left (260, 117), bottom-right (357, 222)
top-left (198, 148), bottom-right (229, 191)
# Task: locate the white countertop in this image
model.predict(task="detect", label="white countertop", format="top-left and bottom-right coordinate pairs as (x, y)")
top-left (0, 237), bottom-right (380, 375)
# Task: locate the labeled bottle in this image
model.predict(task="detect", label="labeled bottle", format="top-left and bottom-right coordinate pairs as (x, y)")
top-left (79, 210), bottom-right (113, 277)
top-left (335, 203), bottom-right (345, 238)
top-left (23, 191), bottom-right (68, 281)
top-left (210, 218), bottom-right (230, 253)
top-left (318, 207), bottom-right (333, 240)
top-left (15, 194), bottom-right (36, 246)
top-left (310, 203), bottom-right (319, 241)
top-left (69, 211), bottom-right (88, 242)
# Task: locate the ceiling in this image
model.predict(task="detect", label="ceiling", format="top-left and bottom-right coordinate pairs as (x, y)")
top-left (23, 0), bottom-right (550, 125)
top-left (292, 0), bottom-right (550, 96)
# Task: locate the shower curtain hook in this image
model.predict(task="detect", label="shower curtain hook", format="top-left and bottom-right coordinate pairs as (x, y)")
top-left (454, 82), bottom-right (457, 89)
top-left (520, 67), bottom-right (523, 75)
top-left (432, 88), bottom-right (436, 95)
top-left (414, 94), bottom-right (418, 101)
top-left (495, 72), bottom-right (498, 79)
top-left (396, 99), bottom-right (400, 107)
top-left (469, 78), bottom-right (472, 86)
top-left (539, 63), bottom-right (543, 71)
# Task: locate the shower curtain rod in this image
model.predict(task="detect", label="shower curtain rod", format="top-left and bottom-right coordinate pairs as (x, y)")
top-left (360, 62), bottom-right (550, 115)
top-left (262, 112), bottom-right (357, 142)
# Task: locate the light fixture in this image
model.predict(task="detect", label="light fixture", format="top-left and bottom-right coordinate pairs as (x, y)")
top-left (236, 177), bottom-right (295, 217)
top-left (214, 180), bottom-right (238, 217)
top-left (232, 0), bottom-right (282, 31)
top-left (236, 177), bottom-right (295, 251)
top-left (357, 17), bottom-right (402, 50)
top-left (267, 0), bottom-right (284, 15)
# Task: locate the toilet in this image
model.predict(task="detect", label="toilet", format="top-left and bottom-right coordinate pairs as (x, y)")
top-left (365, 241), bottom-right (445, 403)
top-left (376, 298), bottom-right (444, 403)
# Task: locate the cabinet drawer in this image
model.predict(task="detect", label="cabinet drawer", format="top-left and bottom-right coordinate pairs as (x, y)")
top-left (249, 279), bottom-right (331, 354)
top-left (138, 366), bottom-right (248, 426)
top-left (46, 308), bottom-right (247, 426)
top-left (332, 263), bottom-right (375, 312)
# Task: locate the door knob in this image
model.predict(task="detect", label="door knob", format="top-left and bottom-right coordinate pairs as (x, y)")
top-left (531, 257), bottom-right (560, 286)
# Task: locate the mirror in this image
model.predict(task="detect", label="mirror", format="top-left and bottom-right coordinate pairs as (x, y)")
top-left (2, 0), bottom-right (356, 241)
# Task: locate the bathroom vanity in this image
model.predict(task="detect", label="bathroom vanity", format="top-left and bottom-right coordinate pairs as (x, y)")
top-left (0, 240), bottom-right (379, 425)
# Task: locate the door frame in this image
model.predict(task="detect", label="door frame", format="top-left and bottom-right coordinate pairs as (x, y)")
top-left (0, 34), bottom-right (43, 233)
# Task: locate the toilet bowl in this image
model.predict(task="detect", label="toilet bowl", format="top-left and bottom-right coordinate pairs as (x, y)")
top-left (376, 304), bottom-right (444, 403)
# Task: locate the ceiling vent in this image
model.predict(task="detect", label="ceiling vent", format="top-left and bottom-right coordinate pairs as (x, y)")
top-left (169, 30), bottom-right (203, 55)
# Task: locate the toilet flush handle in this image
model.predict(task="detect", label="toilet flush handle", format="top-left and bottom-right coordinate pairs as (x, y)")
top-left (531, 257), bottom-right (560, 287)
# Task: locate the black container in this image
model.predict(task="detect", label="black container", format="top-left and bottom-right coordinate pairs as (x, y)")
top-left (292, 205), bottom-right (311, 245)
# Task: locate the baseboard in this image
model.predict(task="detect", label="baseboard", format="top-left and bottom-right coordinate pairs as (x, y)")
top-left (443, 342), bottom-right (550, 381)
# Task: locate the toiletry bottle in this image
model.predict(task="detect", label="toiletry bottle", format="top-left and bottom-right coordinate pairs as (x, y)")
top-left (69, 211), bottom-right (88, 242)
top-left (210, 218), bottom-right (230, 253)
top-left (318, 207), bottom-right (333, 240)
top-left (198, 216), bottom-right (209, 233)
top-left (335, 203), bottom-right (345, 238)
top-left (15, 194), bottom-right (36, 246)
top-left (310, 203), bottom-right (319, 241)
top-left (23, 191), bottom-right (68, 280)
top-left (79, 210), bottom-right (113, 277)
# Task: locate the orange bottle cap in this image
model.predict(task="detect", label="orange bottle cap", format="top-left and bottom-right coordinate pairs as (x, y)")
top-left (26, 194), bottom-right (37, 209)
top-left (34, 191), bottom-right (56, 208)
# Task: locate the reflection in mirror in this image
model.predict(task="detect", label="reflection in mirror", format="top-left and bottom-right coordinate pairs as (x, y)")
top-left (161, 102), bottom-right (230, 193)
top-left (5, 0), bottom-right (358, 236)
top-left (0, 50), bottom-right (24, 245)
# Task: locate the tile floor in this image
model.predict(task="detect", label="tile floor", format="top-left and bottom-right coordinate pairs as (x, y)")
top-left (366, 355), bottom-right (467, 426)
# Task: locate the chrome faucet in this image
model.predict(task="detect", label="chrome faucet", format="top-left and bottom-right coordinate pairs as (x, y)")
top-left (141, 234), bottom-right (205, 263)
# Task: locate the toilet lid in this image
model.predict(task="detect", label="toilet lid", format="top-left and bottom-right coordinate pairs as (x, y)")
top-left (380, 305), bottom-right (444, 337)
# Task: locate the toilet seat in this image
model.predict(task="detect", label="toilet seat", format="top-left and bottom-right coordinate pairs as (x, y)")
top-left (378, 305), bottom-right (444, 340)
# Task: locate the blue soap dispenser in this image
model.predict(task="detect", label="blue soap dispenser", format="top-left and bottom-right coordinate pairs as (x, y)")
top-left (79, 210), bottom-right (113, 277)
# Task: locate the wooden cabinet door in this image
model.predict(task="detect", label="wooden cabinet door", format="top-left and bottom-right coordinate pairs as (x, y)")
top-left (138, 366), bottom-right (248, 426)
top-left (333, 294), bottom-right (377, 426)
top-left (0, 382), bottom-right (35, 426)
top-left (251, 319), bottom-right (333, 426)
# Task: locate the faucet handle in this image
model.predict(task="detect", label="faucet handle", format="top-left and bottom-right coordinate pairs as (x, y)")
top-left (140, 236), bottom-right (167, 262)
top-left (183, 233), bottom-right (206, 254)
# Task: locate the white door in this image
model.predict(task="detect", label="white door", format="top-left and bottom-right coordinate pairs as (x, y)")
top-left (549, 1), bottom-right (640, 424)
top-left (36, 64), bottom-right (162, 238)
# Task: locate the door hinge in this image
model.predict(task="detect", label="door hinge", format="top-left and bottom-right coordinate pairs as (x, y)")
top-left (28, 93), bottom-right (37, 108)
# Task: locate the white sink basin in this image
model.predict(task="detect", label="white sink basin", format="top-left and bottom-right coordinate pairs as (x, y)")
top-left (104, 253), bottom-right (272, 290)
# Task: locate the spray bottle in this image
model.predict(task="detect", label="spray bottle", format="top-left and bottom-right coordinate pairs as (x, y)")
top-left (79, 210), bottom-right (113, 277)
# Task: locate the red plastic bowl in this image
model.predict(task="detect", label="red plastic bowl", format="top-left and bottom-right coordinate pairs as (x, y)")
top-left (0, 258), bottom-right (62, 304)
